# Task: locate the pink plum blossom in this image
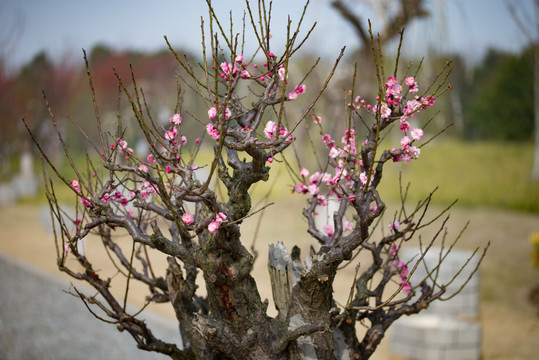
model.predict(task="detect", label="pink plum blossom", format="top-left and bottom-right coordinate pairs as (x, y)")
top-left (165, 127), bottom-right (178, 141)
top-left (399, 119), bottom-right (410, 133)
top-left (295, 84), bottom-right (306, 95)
top-left (278, 66), bottom-right (286, 81)
top-left (323, 223), bottom-right (334, 237)
top-left (388, 220), bottom-right (400, 231)
top-left (380, 103), bottom-right (391, 118)
top-left (288, 91), bottom-right (298, 100)
top-left (421, 96), bottom-right (436, 108)
top-left (182, 212), bottom-right (194, 225)
top-left (224, 107), bottom-right (232, 120)
top-left (329, 147), bottom-right (340, 159)
top-left (385, 76), bottom-right (403, 98)
top-left (404, 99), bottom-right (421, 116)
top-left (138, 164), bottom-right (148, 172)
top-left (288, 84), bottom-right (306, 100)
top-left (309, 172), bottom-right (322, 185)
top-left (208, 107), bottom-right (217, 119)
top-left (220, 62), bottom-right (239, 77)
top-left (405, 76), bottom-right (418, 93)
top-left (300, 168), bottom-right (309, 177)
top-left (410, 128), bottom-right (424, 141)
top-left (400, 136), bottom-right (411, 149)
top-left (359, 172), bottom-right (368, 186)
top-left (169, 113), bottom-right (182, 125)
top-left (117, 138), bottom-right (128, 150)
top-left (405, 145), bottom-right (421, 160)
top-left (71, 179), bottom-right (81, 192)
top-left (308, 184), bottom-right (319, 196)
top-left (292, 184), bottom-right (308, 194)
top-left (113, 191), bottom-right (122, 201)
top-left (322, 134), bottom-right (334, 148)
top-left (206, 123), bottom-right (220, 140)
top-left (386, 76), bottom-right (398, 88)
top-left (390, 244), bottom-right (399, 258)
top-left (341, 129), bottom-right (355, 145)
top-left (264, 121), bottom-right (276, 139)
top-left (208, 221), bottom-right (220, 234)
top-left (392, 259), bottom-right (411, 295)
top-left (208, 212), bottom-right (227, 233)
top-left (402, 282), bottom-right (411, 295)
top-left (321, 173), bottom-right (332, 184)
top-left (216, 212), bottom-right (227, 223)
top-left (278, 125), bottom-right (292, 141)
top-left (81, 197), bottom-right (91, 207)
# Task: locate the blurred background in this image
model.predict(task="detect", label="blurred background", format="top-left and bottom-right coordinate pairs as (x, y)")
top-left (0, 0), bottom-right (538, 359)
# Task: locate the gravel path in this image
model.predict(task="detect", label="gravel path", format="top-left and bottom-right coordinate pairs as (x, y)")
top-left (0, 254), bottom-right (181, 360)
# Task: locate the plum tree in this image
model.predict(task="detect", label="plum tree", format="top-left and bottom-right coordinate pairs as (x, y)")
top-left (25, 1), bottom-right (487, 359)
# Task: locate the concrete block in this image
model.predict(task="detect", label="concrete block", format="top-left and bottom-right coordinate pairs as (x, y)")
top-left (399, 247), bottom-right (481, 319)
top-left (390, 314), bottom-right (481, 360)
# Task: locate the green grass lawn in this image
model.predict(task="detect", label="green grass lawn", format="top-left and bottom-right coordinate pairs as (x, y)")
top-left (263, 138), bottom-right (539, 213)
top-left (377, 139), bottom-right (539, 213)
top-left (18, 138), bottom-right (539, 214)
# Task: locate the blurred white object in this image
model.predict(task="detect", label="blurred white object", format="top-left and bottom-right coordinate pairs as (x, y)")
top-left (390, 247), bottom-right (482, 360)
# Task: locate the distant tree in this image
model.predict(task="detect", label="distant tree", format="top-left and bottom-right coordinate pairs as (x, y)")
top-left (463, 48), bottom-right (534, 141)
top-left (331, 0), bottom-right (428, 50)
top-left (326, 0), bottom-right (432, 137)
top-left (26, 1), bottom-right (487, 359)
top-left (504, 0), bottom-right (539, 179)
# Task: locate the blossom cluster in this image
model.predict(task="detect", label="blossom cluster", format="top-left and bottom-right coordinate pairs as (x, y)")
top-left (263, 120), bottom-right (292, 141)
top-left (390, 244), bottom-right (411, 295)
top-left (181, 211), bottom-right (227, 234)
top-left (205, 53), bottom-right (305, 143)
top-left (292, 127), bottom-right (362, 236)
top-left (163, 114), bottom-right (188, 148)
top-left (73, 49), bottom-right (311, 238)
top-left (292, 76), bottom-right (436, 245)
top-left (348, 76), bottom-right (435, 164)
top-left (288, 84), bottom-right (306, 100)
top-left (116, 138), bottom-right (134, 160)
top-left (383, 76), bottom-right (434, 163)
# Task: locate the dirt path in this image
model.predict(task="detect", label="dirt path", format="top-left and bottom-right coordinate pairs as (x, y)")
top-left (1, 201), bottom-right (538, 359)
top-left (0, 254), bottom-right (179, 360)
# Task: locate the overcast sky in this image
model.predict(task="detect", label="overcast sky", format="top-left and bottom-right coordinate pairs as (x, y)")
top-left (1, 0), bottom-right (536, 71)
